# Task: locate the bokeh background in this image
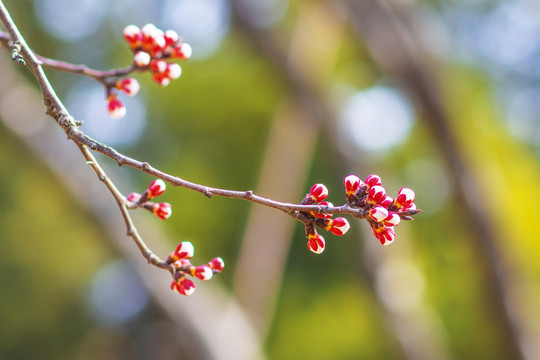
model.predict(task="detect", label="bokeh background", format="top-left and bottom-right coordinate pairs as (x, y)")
top-left (1, 0), bottom-right (540, 359)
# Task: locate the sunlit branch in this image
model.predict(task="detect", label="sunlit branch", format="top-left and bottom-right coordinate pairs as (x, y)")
top-left (0, 1), bottom-right (175, 277)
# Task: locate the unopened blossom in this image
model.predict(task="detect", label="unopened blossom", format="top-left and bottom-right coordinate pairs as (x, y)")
top-left (152, 202), bottom-right (171, 220)
top-left (326, 217), bottom-right (350, 236)
top-left (107, 95), bottom-right (126, 119)
top-left (208, 257), bottom-right (225, 272)
top-left (147, 179), bottom-right (166, 199)
top-left (307, 233), bottom-right (325, 254)
top-left (168, 241), bottom-right (194, 263)
top-left (171, 277), bottom-right (195, 296)
top-left (116, 78), bottom-right (140, 96)
top-left (190, 265), bottom-right (213, 281)
top-left (309, 183), bottom-right (328, 202)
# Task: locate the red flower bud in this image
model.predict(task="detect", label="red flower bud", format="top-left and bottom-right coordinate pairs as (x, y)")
top-left (175, 259), bottom-right (192, 268)
top-left (170, 277), bottom-right (195, 296)
top-left (326, 217), bottom-right (350, 236)
top-left (344, 174), bottom-right (362, 197)
top-left (395, 187), bottom-right (415, 208)
top-left (165, 63), bottom-right (182, 80)
top-left (149, 59), bottom-right (167, 73)
top-left (401, 202), bottom-right (417, 211)
top-left (152, 72), bottom-right (171, 87)
top-left (309, 183), bottom-right (328, 202)
top-left (164, 29), bottom-right (179, 48)
top-left (153, 202), bottom-right (172, 220)
top-left (141, 23), bottom-right (165, 53)
top-left (134, 51), bottom-right (151, 67)
top-left (169, 241), bottom-right (194, 262)
top-left (107, 95), bottom-right (126, 119)
top-left (380, 195), bottom-right (393, 208)
top-left (372, 224), bottom-right (396, 246)
top-left (368, 185), bottom-right (386, 204)
top-left (127, 192), bottom-right (141, 202)
top-left (147, 179), bottom-right (166, 199)
top-left (307, 233), bottom-right (325, 254)
top-left (190, 265), bottom-right (213, 281)
top-left (384, 212), bottom-right (401, 226)
top-left (208, 257), bottom-right (225, 272)
top-left (123, 25), bottom-right (142, 49)
top-left (369, 206), bottom-right (389, 222)
top-left (116, 78), bottom-right (140, 97)
top-left (365, 174), bottom-right (382, 188)
top-left (171, 43), bottom-right (192, 60)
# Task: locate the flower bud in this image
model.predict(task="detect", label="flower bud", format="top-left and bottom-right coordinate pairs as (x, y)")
top-left (152, 72), bottom-right (171, 87)
top-left (208, 257), bottom-right (225, 272)
top-left (395, 187), bottom-right (415, 207)
top-left (153, 202), bottom-right (172, 220)
top-left (147, 179), bottom-right (166, 198)
top-left (149, 59), bottom-right (167, 73)
top-left (123, 25), bottom-right (142, 49)
top-left (117, 78), bottom-right (140, 97)
top-left (107, 95), bottom-right (126, 119)
top-left (369, 206), bottom-right (389, 222)
top-left (368, 185), bottom-right (386, 204)
top-left (127, 192), bottom-right (141, 202)
top-left (190, 265), bottom-right (213, 281)
top-left (134, 51), bottom-right (151, 67)
top-left (380, 195), bottom-right (393, 208)
top-left (365, 174), bottom-right (382, 188)
top-left (384, 212), bottom-right (401, 226)
top-left (164, 30), bottom-right (179, 47)
top-left (171, 43), bottom-right (192, 60)
top-left (169, 241), bottom-right (194, 262)
top-left (307, 233), bottom-right (325, 254)
top-left (141, 24), bottom-right (164, 52)
top-left (344, 174), bottom-right (362, 197)
top-left (401, 202), bottom-right (417, 211)
top-left (175, 259), bottom-right (192, 268)
top-left (309, 183), bottom-right (328, 202)
top-left (170, 277), bottom-right (195, 296)
top-left (151, 28), bottom-right (166, 51)
top-left (166, 63), bottom-right (182, 80)
top-left (372, 224), bottom-right (396, 246)
top-left (326, 217), bottom-right (350, 236)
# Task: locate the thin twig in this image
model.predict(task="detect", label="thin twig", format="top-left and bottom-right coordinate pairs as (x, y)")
top-left (0, 1), bottom-right (375, 286)
top-left (0, 29), bottom-right (371, 220)
top-left (37, 55), bottom-right (138, 82)
top-left (0, 1), bottom-right (174, 276)
top-left (76, 142), bottom-right (174, 273)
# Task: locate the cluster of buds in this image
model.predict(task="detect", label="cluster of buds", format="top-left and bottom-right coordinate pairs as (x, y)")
top-left (167, 241), bottom-right (224, 296)
top-left (301, 183), bottom-right (351, 254)
top-left (127, 179), bottom-right (172, 220)
top-left (105, 24), bottom-right (192, 119)
top-left (124, 23), bottom-right (191, 86)
top-left (344, 174), bottom-right (420, 245)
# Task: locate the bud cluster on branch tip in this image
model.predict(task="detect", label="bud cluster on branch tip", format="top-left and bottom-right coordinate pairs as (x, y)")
top-left (300, 183), bottom-right (350, 254)
top-left (105, 24), bottom-right (191, 119)
top-left (343, 174), bottom-right (421, 246)
top-left (127, 179), bottom-right (172, 220)
top-left (123, 24), bottom-right (191, 86)
top-left (167, 241), bottom-right (224, 296)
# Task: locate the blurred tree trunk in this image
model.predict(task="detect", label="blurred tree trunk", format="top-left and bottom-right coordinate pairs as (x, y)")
top-left (338, 1), bottom-right (529, 359)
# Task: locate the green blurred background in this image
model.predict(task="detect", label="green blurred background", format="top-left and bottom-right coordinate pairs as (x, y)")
top-left (1, 0), bottom-right (540, 359)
